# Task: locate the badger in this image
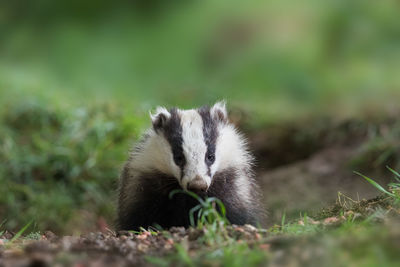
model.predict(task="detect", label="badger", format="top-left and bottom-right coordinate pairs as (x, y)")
top-left (117, 101), bottom-right (264, 230)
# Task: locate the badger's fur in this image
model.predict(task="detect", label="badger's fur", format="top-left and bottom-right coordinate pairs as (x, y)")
top-left (117, 101), bottom-right (264, 230)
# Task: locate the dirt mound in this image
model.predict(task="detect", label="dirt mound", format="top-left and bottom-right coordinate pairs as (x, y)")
top-left (247, 116), bottom-right (399, 224)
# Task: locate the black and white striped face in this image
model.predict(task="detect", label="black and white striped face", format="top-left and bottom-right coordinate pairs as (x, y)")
top-left (150, 102), bottom-right (228, 192)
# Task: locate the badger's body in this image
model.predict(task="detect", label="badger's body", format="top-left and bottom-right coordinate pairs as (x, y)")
top-left (117, 102), bottom-right (264, 230)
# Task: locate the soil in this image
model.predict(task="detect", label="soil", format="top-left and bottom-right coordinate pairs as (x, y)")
top-left (0, 225), bottom-right (265, 267)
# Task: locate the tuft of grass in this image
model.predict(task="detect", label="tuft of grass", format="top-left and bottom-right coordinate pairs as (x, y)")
top-left (355, 171), bottom-right (395, 197)
top-left (169, 190), bottom-right (231, 246)
top-left (355, 166), bottom-right (400, 201)
top-left (169, 190), bottom-right (229, 227)
top-left (200, 242), bottom-right (268, 267)
top-left (155, 190), bottom-right (269, 266)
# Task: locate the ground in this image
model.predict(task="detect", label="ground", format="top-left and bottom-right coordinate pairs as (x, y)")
top-left (1, 198), bottom-right (400, 266)
top-left (1, 107), bottom-right (400, 266)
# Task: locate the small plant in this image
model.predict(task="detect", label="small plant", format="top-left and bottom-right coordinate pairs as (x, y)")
top-left (355, 166), bottom-right (400, 201)
top-left (25, 231), bottom-right (42, 240)
top-left (169, 190), bottom-right (229, 227)
top-left (169, 190), bottom-right (230, 246)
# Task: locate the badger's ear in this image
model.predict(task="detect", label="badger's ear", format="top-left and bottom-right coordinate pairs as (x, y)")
top-left (150, 107), bottom-right (171, 132)
top-left (211, 101), bottom-right (228, 122)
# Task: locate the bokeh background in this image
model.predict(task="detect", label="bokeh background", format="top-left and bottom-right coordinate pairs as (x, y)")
top-left (1, 0), bottom-right (399, 234)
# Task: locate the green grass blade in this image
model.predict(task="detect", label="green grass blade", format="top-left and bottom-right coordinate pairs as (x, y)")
top-left (388, 183), bottom-right (400, 188)
top-left (169, 189), bottom-right (206, 206)
top-left (354, 171), bottom-right (395, 197)
top-left (0, 220), bottom-right (5, 236)
top-left (387, 166), bottom-right (400, 182)
top-left (169, 189), bottom-right (184, 199)
top-left (281, 211), bottom-right (286, 227)
top-left (189, 205), bottom-right (202, 226)
top-left (0, 219), bottom-right (6, 233)
top-left (145, 256), bottom-right (169, 267)
top-left (10, 220), bottom-right (33, 243)
top-left (175, 244), bottom-right (194, 267)
top-left (214, 199), bottom-right (227, 218)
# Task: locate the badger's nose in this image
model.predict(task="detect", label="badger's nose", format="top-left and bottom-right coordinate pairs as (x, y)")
top-left (187, 176), bottom-right (208, 193)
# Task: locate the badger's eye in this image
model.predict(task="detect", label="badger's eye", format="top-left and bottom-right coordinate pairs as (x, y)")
top-left (173, 154), bottom-right (185, 166)
top-left (205, 152), bottom-right (215, 165)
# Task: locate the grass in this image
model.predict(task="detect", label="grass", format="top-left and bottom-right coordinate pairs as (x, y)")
top-left (149, 186), bottom-right (400, 266)
top-left (146, 192), bottom-right (268, 266)
top-left (356, 166), bottom-right (400, 201)
top-left (269, 213), bottom-right (321, 236)
top-left (169, 190), bottom-right (229, 228)
top-left (157, 241), bottom-right (268, 267)
top-left (147, 190), bottom-right (400, 267)
top-left (168, 190), bottom-right (232, 247)
top-left (0, 100), bottom-right (142, 233)
top-left (0, 220), bottom-right (34, 249)
top-left (9, 220), bottom-right (33, 243)
top-left (0, 220), bottom-right (6, 236)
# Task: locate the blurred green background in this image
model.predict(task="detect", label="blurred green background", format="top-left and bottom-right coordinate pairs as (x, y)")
top-left (0, 0), bottom-right (399, 234)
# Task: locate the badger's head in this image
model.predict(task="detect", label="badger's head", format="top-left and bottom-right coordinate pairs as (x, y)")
top-left (149, 101), bottom-right (229, 193)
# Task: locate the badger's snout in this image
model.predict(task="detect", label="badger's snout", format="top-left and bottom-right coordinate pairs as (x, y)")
top-left (187, 175), bottom-right (209, 193)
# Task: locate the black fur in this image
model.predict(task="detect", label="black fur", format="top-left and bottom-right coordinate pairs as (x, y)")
top-left (117, 168), bottom-right (259, 231)
top-left (154, 108), bottom-right (186, 176)
top-left (198, 106), bottom-right (219, 176)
